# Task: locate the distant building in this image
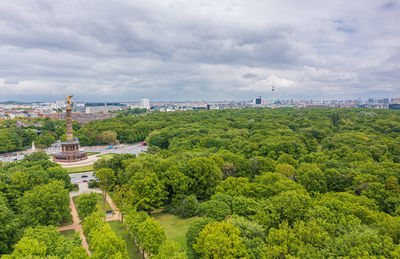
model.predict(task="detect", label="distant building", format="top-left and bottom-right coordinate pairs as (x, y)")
top-left (207, 104), bottom-right (220, 110)
top-left (392, 98), bottom-right (400, 104)
top-left (55, 100), bottom-right (66, 108)
top-left (40, 112), bottom-right (115, 124)
top-left (140, 98), bottom-right (150, 109)
top-left (253, 96), bottom-right (263, 105)
top-left (85, 102), bottom-right (127, 113)
top-left (389, 104), bottom-right (400, 110)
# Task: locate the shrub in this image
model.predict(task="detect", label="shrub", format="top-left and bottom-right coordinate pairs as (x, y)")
top-left (176, 195), bottom-right (198, 218)
top-left (88, 180), bottom-right (99, 188)
top-left (198, 200), bottom-right (231, 221)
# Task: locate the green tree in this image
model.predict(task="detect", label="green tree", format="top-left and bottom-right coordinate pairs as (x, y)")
top-left (137, 217), bottom-right (167, 257)
top-left (0, 195), bottom-right (19, 254)
top-left (47, 166), bottom-right (72, 190)
top-left (131, 171), bottom-right (166, 212)
top-left (193, 222), bottom-right (247, 259)
top-left (227, 216), bottom-right (266, 258)
top-left (42, 118), bottom-right (56, 132)
top-left (297, 163), bottom-right (327, 194)
top-left (124, 210), bottom-right (149, 253)
top-left (4, 237), bottom-right (46, 258)
top-left (154, 240), bottom-right (186, 259)
top-left (176, 195), bottom-right (198, 218)
top-left (198, 200), bottom-right (231, 221)
top-left (23, 151), bottom-right (49, 162)
top-left (17, 180), bottom-right (70, 226)
top-left (96, 168), bottom-right (116, 211)
top-left (186, 157), bottom-right (223, 200)
top-left (113, 184), bottom-right (134, 223)
top-left (275, 163), bottom-right (296, 179)
top-left (36, 130), bottom-right (56, 148)
top-left (89, 223), bottom-right (128, 259)
top-left (77, 193), bottom-right (97, 219)
top-left (98, 130), bottom-right (118, 145)
top-left (0, 128), bottom-right (21, 153)
top-left (330, 111), bottom-right (341, 127)
top-left (215, 177), bottom-right (255, 197)
top-left (186, 217), bottom-right (215, 259)
top-left (82, 212), bottom-right (104, 238)
top-left (5, 225), bottom-right (83, 258)
top-left (22, 129), bottom-right (38, 147)
top-left (231, 196), bottom-right (259, 217)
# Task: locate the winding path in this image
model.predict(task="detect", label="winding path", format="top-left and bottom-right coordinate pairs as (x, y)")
top-left (58, 198), bottom-right (91, 256)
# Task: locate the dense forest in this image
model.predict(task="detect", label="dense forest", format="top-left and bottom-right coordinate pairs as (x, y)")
top-left (92, 108), bottom-right (400, 258)
top-left (2, 108), bottom-right (400, 258)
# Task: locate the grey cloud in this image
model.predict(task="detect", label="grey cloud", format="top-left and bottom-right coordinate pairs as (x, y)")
top-left (0, 0), bottom-right (399, 101)
top-left (243, 73), bottom-right (257, 79)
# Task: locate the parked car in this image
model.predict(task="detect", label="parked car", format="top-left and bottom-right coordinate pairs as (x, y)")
top-left (81, 175), bottom-right (88, 178)
top-left (83, 180), bottom-right (88, 183)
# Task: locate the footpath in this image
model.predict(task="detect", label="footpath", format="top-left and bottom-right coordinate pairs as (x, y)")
top-left (57, 197), bottom-right (91, 256)
top-left (57, 191), bottom-right (121, 256)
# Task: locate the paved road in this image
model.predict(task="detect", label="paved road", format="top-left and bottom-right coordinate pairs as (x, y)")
top-left (1, 143), bottom-right (147, 163)
top-left (69, 172), bottom-right (97, 185)
top-left (59, 155), bottom-right (99, 168)
top-left (48, 142), bottom-right (147, 156)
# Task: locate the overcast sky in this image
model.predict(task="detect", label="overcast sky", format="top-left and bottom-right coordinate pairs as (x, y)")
top-left (0, 0), bottom-right (399, 102)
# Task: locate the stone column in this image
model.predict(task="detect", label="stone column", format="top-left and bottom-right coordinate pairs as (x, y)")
top-left (66, 106), bottom-right (73, 141)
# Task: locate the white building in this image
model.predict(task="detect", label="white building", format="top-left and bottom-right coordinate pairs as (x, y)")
top-left (140, 98), bottom-right (150, 109)
top-left (56, 100), bottom-right (66, 108)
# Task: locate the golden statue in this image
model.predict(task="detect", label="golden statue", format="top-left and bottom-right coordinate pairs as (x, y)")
top-left (66, 95), bottom-right (74, 105)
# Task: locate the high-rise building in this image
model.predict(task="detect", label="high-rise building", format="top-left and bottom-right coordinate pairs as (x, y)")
top-left (253, 96), bottom-right (263, 105)
top-left (140, 98), bottom-right (150, 109)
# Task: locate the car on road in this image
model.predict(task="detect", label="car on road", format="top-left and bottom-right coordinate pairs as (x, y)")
top-left (83, 180), bottom-right (88, 182)
top-left (81, 175), bottom-right (88, 178)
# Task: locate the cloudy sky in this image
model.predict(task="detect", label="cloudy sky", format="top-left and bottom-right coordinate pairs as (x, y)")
top-left (0, 0), bottom-right (399, 102)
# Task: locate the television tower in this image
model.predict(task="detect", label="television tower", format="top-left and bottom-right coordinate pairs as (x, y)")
top-left (272, 84), bottom-right (275, 104)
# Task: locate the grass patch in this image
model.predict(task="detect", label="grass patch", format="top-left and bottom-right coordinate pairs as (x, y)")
top-left (59, 214), bottom-right (73, 227)
top-left (87, 152), bottom-right (100, 156)
top-left (66, 164), bottom-right (94, 174)
top-left (108, 221), bottom-right (142, 259)
top-left (152, 212), bottom-right (197, 250)
top-left (73, 193), bottom-right (113, 219)
top-left (60, 229), bottom-right (76, 238)
top-left (97, 153), bottom-right (115, 160)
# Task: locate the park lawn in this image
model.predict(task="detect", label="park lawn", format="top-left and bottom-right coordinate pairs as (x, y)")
top-left (152, 212), bottom-right (197, 250)
top-left (73, 193), bottom-right (112, 219)
top-left (87, 152), bottom-right (100, 156)
top-left (108, 221), bottom-right (142, 259)
top-left (97, 153), bottom-right (115, 160)
top-left (66, 164), bottom-right (94, 173)
top-left (60, 229), bottom-right (76, 238)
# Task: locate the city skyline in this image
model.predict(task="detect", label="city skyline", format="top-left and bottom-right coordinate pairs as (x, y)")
top-left (0, 0), bottom-right (399, 101)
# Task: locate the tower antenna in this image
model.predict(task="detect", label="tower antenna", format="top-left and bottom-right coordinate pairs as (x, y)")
top-left (272, 84), bottom-right (275, 104)
top-left (49, 89), bottom-right (52, 110)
